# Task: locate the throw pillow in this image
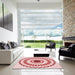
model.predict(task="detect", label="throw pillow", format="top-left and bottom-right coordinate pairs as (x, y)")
top-left (7, 43), bottom-right (11, 49)
top-left (0, 42), bottom-right (8, 49)
top-left (10, 42), bottom-right (18, 48)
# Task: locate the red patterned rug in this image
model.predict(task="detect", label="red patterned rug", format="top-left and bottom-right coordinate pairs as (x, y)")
top-left (14, 57), bottom-right (62, 69)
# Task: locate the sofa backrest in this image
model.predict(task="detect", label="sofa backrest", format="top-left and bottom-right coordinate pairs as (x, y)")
top-left (50, 41), bottom-right (56, 48)
top-left (69, 44), bottom-right (75, 53)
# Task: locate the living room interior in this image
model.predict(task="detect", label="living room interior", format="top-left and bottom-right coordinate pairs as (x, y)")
top-left (0, 0), bottom-right (75, 75)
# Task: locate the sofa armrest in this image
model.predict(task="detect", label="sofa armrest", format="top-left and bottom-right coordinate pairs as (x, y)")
top-left (0, 50), bottom-right (13, 64)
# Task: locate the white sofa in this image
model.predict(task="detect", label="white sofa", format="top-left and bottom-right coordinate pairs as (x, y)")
top-left (0, 46), bottom-right (24, 64)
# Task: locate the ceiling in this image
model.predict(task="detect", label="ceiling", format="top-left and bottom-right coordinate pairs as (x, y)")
top-left (16, 0), bottom-right (62, 9)
top-left (2, 0), bottom-right (62, 10)
top-left (16, 0), bottom-right (61, 3)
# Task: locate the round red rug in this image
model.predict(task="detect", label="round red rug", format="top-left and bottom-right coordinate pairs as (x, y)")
top-left (19, 57), bottom-right (56, 68)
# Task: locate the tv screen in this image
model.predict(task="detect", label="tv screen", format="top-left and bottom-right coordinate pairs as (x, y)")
top-left (4, 4), bottom-right (13, 31)
top-left (0, 1), bottom-right (13, 31)
top-left (0, 1), bottom-right (3, 27)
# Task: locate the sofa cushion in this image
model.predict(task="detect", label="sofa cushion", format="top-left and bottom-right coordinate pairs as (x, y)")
top-left (13, 47), bottom-right (23, 60)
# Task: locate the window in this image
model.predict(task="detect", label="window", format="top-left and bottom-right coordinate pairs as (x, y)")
top-left (19, 10), bottom-right (63, 40)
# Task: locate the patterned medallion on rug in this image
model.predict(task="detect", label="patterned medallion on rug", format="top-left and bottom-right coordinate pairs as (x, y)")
top-left (14, 57), bottom-right (62, 69)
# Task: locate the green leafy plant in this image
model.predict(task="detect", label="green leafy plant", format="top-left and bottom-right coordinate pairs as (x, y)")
top-left (25, 45), bottom-right (31, 48)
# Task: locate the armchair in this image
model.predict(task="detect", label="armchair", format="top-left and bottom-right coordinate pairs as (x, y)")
top-left (45, 41), bottom-right (56, 51)
top-left (59, 44), bottom-right (75, 60)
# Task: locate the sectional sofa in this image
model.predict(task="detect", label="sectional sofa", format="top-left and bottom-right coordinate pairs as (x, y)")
top-left (0, 42), bottom-right (24, 64)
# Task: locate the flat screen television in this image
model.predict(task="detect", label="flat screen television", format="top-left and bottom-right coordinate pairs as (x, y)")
top-left (0, 1), bottom-right (13, 31)
top-left (0, 1), bottom-right (3, 27)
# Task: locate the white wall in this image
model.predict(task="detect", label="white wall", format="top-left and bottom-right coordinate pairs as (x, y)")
top-left (0, 27), bottom-right (17, 42)
top-left (0, 0), bottom-right (18, 42)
